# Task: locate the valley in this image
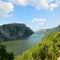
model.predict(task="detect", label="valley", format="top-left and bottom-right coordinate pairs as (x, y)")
top-left (1, 34), bottom-right (44, 56)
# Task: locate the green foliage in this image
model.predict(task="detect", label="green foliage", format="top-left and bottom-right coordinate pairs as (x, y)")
top-left (0, 44), bottom-right (14, 60)
top-left (15, 31), bottom-right (60, 60)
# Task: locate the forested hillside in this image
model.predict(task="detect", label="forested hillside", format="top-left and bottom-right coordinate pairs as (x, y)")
top-left (15, 31), bottom-right (60, 60)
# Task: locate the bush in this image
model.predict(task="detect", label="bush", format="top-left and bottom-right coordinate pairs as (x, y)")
top-left (0, 44), bottom-right (14, 60)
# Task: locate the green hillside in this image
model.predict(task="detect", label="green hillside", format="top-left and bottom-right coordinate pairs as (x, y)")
top-left (35, 25), bottom-right (60, 34)
top-left (45, 25), bottom-right (60, 34)
top-left (14, 31), bottom-right (60, 60)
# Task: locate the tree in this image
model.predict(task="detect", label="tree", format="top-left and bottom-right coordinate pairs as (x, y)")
top-left (39, 44), bottom-right (48, 60)
top-left (0, 44), bottom-right (14, 60)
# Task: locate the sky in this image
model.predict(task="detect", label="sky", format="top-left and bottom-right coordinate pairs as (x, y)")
top-left (0, 0), bottom-right (60, 31)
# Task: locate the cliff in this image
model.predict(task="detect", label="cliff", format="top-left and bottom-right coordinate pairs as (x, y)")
top-left (0, 23), bottom-right (34, 41)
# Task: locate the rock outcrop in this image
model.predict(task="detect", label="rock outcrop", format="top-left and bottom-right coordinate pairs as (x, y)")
top-left (0, 23), bottom-right (34, 41)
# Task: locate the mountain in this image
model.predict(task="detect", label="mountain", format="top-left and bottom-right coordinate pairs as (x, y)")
top-left (36, 25), bottom-right (60, 34)
top-left (45, 25), bottom-right (60, 33)
top-left (14, 31), bottom-right (60, 60)
top-left (35, 29), bottom-right (46, 34)
top-left (0, 23), bottom-right (34, 41)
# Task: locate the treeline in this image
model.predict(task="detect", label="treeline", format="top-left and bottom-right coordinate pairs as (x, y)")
top-left (0, 44), bottom-right (14, 60)
top-left (14, 32), bottom-right (60, 60)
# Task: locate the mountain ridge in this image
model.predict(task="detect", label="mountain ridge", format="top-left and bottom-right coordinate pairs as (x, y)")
top-left (35, 25), bottom-right (60, 34)
top-left (0, 23), bottom-right (34, 41)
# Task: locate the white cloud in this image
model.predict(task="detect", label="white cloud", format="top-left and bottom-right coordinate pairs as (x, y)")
top-left (49, 0), bottom-right (60, 11)
top-left (31, 0), bottom-right (53, 10)
top-left (0, 0), bottom-right (14, 17)
top-left (8, 0), bottom-right (53, 10)
top-left (0, 0), bottom-right (60, 17)
top-left (8, 0), bottom-right (28, 6)
top-left (8, 0), bottom-right (60, 10)
top-left (50, 3), bottom-right (58, 11)
top-left (31, 18), bottom-right (46, 25)
top-left (29, 18), bottom-right (48, 31)
top-left (27, 24), bottom-right (41, 31)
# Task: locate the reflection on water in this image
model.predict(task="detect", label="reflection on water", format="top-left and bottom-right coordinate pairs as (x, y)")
top-left (2, 34), bottom-right (44, 56)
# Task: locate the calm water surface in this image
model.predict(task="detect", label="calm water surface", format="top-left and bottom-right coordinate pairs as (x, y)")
top-left (2, 34), bottom-right (44, 55)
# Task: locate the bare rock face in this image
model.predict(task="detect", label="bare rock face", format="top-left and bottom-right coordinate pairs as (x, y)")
top-left (0, 23), bottom-right (34, 41)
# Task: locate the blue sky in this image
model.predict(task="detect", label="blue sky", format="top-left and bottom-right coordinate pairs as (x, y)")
top-left (0, 0), bottom-right (60, 31)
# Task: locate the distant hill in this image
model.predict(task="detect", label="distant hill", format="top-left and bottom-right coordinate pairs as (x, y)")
top-left (14, 30), bottom-right (60, 60)
top-left (45, 25), bottom-right (60, 33)
top-left (0, 23), bottom-right (34, 41)
top-left (36, 25), bottom-right (60, 34)
top-left (35, 29), bottom-right (46, 34)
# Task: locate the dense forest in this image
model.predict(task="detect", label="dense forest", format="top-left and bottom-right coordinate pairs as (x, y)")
top-left (14, 31), bottom-right (60, 60)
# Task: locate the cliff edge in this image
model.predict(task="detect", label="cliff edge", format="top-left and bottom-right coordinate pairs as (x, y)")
top-left (0, 23), bottom-right (34, 41)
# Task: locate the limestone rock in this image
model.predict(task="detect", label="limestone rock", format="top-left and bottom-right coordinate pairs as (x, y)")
top-left (0, 23), bottom-right (34, 41)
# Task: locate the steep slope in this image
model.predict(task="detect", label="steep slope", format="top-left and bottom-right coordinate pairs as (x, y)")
top-left (36, 25), bottom-right (60, 34)
top-left (45, 25), bottom-right (60, 33)
top-left (0, 23), bottom-right (34, 41)
top-left (15, 31), bottom-right (60, 60)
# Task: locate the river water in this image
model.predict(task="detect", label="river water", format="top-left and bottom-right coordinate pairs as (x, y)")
top-left (2, 34), bottom-right (44, 56)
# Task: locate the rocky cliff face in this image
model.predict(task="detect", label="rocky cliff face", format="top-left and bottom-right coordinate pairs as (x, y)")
top-left (0, 23), bottom-right (34, 41)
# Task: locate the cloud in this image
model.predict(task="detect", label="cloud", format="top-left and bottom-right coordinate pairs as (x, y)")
top-left (26, 18), bottom-right (49, 31)
top-left (8, 0), bottom-right (52, 10)
top-left (29, 18), bottom-right (48, 31)
top-left (50, 3), bottom-right (58, 11)
top-left (49, 0), bottom-right (60, 11)
top-left (0, 0), bottom-right (60, 17)
top-left (31, 18), bottom-right (46, 25)
top-left (0, 0), bottom-right (14, 17)
top-left (30, 0), bottom-right (53, 10)
top-left (8, 0), bottom-right (60, 10)
top-left (8, 0), bottom-right (27, 6)
top-left (27, 24), bottom-right (41, 31)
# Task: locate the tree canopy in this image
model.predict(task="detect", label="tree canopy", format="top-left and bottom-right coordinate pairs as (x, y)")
top-left (0, 44), bottom-right (14, 60)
